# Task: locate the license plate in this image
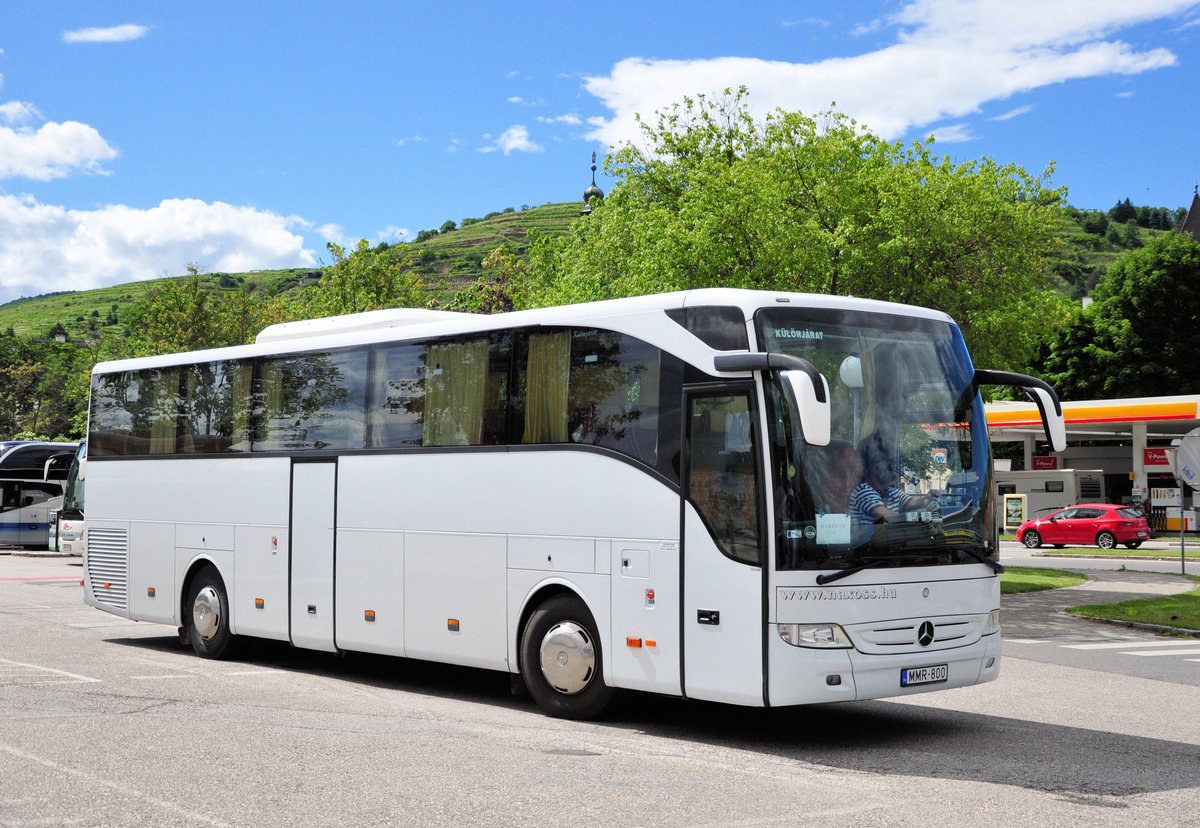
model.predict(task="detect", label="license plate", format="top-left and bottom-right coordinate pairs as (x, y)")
top-left (901, 664), bottom-right (948, 687)
top-left (1137, 532), bottom-right (1148, 538)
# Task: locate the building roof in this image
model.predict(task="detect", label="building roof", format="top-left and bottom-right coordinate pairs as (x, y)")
top-left (1182, 191), bottom-right (1200, 243)
top-left (986, 395), bottom-right (1200, 440)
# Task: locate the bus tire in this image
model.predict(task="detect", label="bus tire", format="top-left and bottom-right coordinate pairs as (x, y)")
top-left (185, 565), bottom-right (241, 659)
top-left (520, 594), bottom-right (613, 720)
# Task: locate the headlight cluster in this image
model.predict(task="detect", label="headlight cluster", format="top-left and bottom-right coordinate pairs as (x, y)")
top-left (778, 623), bottom-right (853, 648)
top-left (983, 609), bottom-right (1001, 636)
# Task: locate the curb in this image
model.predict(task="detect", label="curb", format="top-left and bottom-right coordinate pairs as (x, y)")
top-left (0, 550), bottom-right (80, 558)
top-left (1061, 609), bottom-right (1200, 639)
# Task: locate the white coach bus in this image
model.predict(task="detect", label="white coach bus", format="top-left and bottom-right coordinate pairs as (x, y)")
top-left (82, 289), bottom-right (1064, 718)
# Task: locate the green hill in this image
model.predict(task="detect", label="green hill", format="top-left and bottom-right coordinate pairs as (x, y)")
top-left (0, 202), bottom-right (584, 341)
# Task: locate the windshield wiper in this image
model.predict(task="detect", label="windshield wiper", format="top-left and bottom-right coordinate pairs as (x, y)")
top-left (816, 558), bottom-right (893, 585)
top-left (957, 546), bottom-right (1004, 574)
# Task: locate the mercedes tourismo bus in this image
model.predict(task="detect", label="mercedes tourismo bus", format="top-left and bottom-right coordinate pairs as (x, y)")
top-left (81, 289), bottom-right (1065, 718)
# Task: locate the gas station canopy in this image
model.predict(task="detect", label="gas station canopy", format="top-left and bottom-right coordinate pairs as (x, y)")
top-left (985, 395), bottom-right (1200, 442)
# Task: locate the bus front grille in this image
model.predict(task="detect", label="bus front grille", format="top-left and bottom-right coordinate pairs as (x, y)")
top-left (87, 527), bottom-right (129, 611)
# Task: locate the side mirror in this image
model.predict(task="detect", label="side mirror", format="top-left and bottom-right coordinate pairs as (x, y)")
top-left (780, 368), bottom-right (831, 447)
top-left (714, 352), bottom-right (831, 447)
top-left (975, 369), bottom-right (1067, 453)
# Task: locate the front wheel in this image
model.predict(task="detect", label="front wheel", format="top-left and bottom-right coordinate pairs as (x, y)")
top-left (520, 594), bottom-right (613, 720)
top-left (185, 565), bottom-right (241, 659)
top-left (1022, 530), bottom-right (1042, 549)
top-left (1096, 531), bottom-right (1117, 550)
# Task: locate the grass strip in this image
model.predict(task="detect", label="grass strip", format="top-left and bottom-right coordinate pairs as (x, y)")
top-left (1036, 546), bottom-right (1200, 558)
top-left (1000, 566), bottom-right (1088, 595)
top-left (1066, 580), bottom-right (1200, 632)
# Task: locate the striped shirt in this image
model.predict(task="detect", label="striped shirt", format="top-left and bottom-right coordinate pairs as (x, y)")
top-left (849, 483), bottom-right (914, 525)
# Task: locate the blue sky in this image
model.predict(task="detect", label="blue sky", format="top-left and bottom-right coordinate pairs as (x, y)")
top-left (2, 1), bottom-right (1199, 304)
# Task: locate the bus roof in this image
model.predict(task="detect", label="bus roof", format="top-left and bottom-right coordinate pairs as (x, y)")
top-left (91, 287), bottom-right (956, 375)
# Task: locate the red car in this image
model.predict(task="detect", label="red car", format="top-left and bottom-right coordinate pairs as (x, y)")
top-left (1017, 503), bottom-right (1151, 550)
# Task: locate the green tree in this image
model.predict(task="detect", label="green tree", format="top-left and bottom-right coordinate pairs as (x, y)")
top-left (1037, 232), bottom-right (1200, 398)
top-left (446, 245), bottom-right (523, 314)
top-left (522, 88), bottom-right (1067, 369)
top-left (263, 239), bottom-right (426, 325)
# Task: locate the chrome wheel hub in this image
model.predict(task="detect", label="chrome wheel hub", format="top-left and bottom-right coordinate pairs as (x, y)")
top-left (192, 585), bottom-right (222, 641)
top-left (539, 621), bottom-right (595, 695)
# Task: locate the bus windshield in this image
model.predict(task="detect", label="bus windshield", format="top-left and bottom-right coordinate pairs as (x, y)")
top-left (62, 441), bottom-right (86, 518)
top-left (757, 307), bottom-right (994, 571)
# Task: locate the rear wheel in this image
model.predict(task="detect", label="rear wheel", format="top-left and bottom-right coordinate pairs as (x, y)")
top-left (520, 594), bottom-right (613, 720)
top-left (185, 565), bottom-right (240, 659)
top-left (1096, 531), bottom-right (1117, 550)
top-left (1022, 530), bottom-right (1042, 549)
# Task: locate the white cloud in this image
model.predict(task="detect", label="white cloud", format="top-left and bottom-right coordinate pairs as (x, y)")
top-left (315, 223), bottom-right (353, 249)
top-left (583, 0), bottom-right (1196, 148)
top-left (925, 123), bottom-right (975, 142)
top-left (0, 119), bottom-right (119, 180)
top-left (0, 101), bottom-right (40, 125)
top-left (376, 225), bottom-right (410, 244)
top-left (484, 125), bottom-right (543, 155)
top-left (537, 113), bottom-right (583, 126)
top-left (989, 105), bottom-right (1033, 121)
top-left (0, 195), bottom-right (315, 303)
top-left (62, 24), bottom-right (149, 44)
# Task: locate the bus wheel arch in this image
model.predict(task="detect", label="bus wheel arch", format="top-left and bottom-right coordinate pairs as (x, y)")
top-left (181, 561), bottom-right (241, 660)
top-left (519, 590), bottom-right (613, 720)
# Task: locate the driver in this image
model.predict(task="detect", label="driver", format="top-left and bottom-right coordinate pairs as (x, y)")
top-left (850, 433), bottom-right (940, 525)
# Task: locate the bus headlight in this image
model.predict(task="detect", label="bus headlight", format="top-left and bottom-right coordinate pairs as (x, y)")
top-left (778, 623), bottom-right (853, 648)
top-left (983, 609), bottom-right (1001, 636)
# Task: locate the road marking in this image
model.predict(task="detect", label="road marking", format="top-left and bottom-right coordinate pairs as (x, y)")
top-left (0, 657), bottom-right (99, 683)
top-left (0, 743), bottom-right (230, 826)
top-left (0, 575), bottom-right (81, 582)
top-left (1122, 648), bottom-right (1200, 657)
top-left (1060, 640), bottom-right (1199, 650)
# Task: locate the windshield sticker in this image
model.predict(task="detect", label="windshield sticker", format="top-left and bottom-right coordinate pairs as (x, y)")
top-left (772, 327), bottom-right (824, 341)
top-left (815, 513), bottom-right (851, 545)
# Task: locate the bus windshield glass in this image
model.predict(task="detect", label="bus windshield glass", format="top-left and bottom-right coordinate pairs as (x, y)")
top-left (62, 442), bottom-right (85, 517)
top-left (757, 307), bottom-right (994, 571)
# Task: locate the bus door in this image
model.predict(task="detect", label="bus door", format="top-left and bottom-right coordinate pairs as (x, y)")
top-left (0, 481), bottom-right (21, 545)
top-left (290, 459), bottom-right (337, 652)
top-left (681, 386), bottom-right (766, 706)
top-left (17, 482), bottom-right (61, 548)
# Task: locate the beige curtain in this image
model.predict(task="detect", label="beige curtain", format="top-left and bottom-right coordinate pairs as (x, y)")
top-left (149, 369), bottom-right (178, 454)
top-left (424, 339), bottom-right (487, 446)
top-left (523, 331), bottom-right (569, 443)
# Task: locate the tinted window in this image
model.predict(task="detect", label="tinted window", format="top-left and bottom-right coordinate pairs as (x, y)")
top-left (517, 327), bottom-right (671, 469)
top-left (687, 391), bottom-right (760, 564)
top-left (256, 350), bottom-right (368, 451)
top-left (665, 306), bottom-right (749, 350)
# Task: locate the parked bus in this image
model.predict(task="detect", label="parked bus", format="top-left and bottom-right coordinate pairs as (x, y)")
top-left (0, 441), bottom-right (78, 549)
top-left (994, 468), bottom-right (1105, 532)
top-left (54, 441), bottom-right (87, 554)
top-left (81, 289), bottom-right (1064, 718)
